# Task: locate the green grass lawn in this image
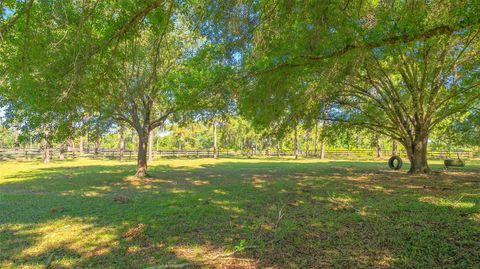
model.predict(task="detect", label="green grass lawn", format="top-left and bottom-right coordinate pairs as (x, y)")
top-left (1, 158), bottom-right (479, 268)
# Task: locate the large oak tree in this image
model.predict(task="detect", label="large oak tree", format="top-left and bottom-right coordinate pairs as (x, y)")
top-left (232, 0), bottom-right (480, 173)
top-left (340, 33), bottom-right (480, 173)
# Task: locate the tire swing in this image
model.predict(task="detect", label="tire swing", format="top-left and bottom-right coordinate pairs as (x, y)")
top-left (388, 156), bottom-right (403, 170)
top-left (444, 152), bottom-right (465, 168)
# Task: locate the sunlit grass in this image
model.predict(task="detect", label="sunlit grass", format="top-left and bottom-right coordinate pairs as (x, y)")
top-left (1, 158), bottom-right (479, 268)
top-left (419, 196), bottom-right (476, 209)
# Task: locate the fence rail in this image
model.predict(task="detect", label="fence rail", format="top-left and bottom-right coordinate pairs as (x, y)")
top-left (0, 148), bottom-right (478, 160)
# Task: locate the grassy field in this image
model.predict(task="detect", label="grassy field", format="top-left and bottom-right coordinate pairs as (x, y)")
top-left (0, 158), bottom-right (479, 269)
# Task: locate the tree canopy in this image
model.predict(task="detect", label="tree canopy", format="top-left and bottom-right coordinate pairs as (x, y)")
top-left (1, 0), bottom-right (480, 174)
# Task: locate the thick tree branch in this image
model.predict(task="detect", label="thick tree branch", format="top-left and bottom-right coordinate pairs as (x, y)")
top-left (253, 20), bottom-right (480, 75)
top-left (150, 109), bottom-right (175, 129)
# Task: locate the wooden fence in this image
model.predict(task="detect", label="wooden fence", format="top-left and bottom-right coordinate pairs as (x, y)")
top-left (0, 148), bottom-right (478, 160)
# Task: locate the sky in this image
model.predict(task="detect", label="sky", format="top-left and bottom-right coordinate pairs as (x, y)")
top-left (2, 7), bottom-right (14, 19)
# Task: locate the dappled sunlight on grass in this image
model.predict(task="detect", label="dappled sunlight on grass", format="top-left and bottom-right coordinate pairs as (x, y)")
top-left (251, 175), bottom-right (268, 188)
top-left (212, 189), bottom-right (227, 195)
top-left (168, 187), bottom-right (189, 194)
top-left (82, 190), bottom-right (104, 197)
top-left (1, 217), bottom-right (117, 268)
top-left (1, 158), bottom-right (479, 268)
top-left (122, 175), bottom-right (175, 189)
top-left (211, 200), bottom-right (244, 213)
top-left (189, 179), bottom-right (211, 186)
top-left (419, 196), bottom-right (476, 209)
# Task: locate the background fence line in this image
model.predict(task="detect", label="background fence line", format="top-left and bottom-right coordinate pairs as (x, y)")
top-left (0, 148), bottom-right (477, 160)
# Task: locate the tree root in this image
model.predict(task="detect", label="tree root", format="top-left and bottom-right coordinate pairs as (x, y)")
top-left (135, 167), bottom-right (150, 178)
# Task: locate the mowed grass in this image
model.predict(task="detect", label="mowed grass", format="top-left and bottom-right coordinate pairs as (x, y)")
top-left (0, 158), bottom-right (479, 269)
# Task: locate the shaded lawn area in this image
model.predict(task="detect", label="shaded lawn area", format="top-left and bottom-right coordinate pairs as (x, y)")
top-left (0, 158), bottom-right (479, 269)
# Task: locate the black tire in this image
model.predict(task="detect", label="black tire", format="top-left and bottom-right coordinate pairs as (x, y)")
top-left (388, 156), bottom-right (403, 170)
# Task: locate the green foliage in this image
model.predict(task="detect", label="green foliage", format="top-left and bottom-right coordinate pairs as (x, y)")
top-left (431, 103), bottom-right (480, 150)
top-left (1, 0), bottom-right (480, 161)
top-left (234, 239), bottom-right (246, 252)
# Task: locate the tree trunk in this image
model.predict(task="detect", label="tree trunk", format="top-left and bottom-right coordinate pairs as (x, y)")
top-left (314, 122), bottom-right (319, 157)
top-left (119, 126), bottom-right (125, 160)
top-left (277, 141), bottom-right (281, 157)
top-left (392, 140), bottom-right (398, 156)
top-left (148, 129), bottom-right (154, 162)
top-left (43, 138), bottom-right (50, 163)
top-left (79, 136), bottom-right (84, 154)
top-left (59, 142), bottom-right (65, 160)
top-left (177, 133), bottom-right (182, 150)
top-left (94, 138), bottom-right (100, 156)
top-left (320, 138), bottom-right (326, 159)
top-left (264, 137), bottom-right (268, 156)
top-left (67, 138), bottom-right (73, 152)
top-left (320, 119), bottom-right (327, 159)
top-left (305, 129), bottom-right (310, 157)
top-left (293, 124), bottom-right (299, 159)
top-left (14, 124), bottom-right (19, 152)
top-left (404, 136), bottom-right (431, 174)
top-left (136, 130), bottom-right (149, 177)
top-left (356, 129), bottom-right (360, 149)
top-left (376, 135), bottom-right (382, 158)
top-left (86, 132), bottom-right (90, 153)
top-left (156, 129), bottom-right (159, 151)
top-left (213, 120), bottom-right (218, 159)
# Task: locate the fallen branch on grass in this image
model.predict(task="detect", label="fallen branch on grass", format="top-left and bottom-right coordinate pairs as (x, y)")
top-left (454, 195), bottom-right (464, 206)
top-left (145, 246), bottom-right (257, 269)
top-left (146, 262), bottom-right (204, 269)
top-left (210, 245), bottom-right (258, 260)
top-left (215, 257), bottom-right (255, 262)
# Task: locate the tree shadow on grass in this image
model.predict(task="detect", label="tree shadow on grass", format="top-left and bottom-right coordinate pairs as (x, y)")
top-left (0, 160), bottom-right (479, 268)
